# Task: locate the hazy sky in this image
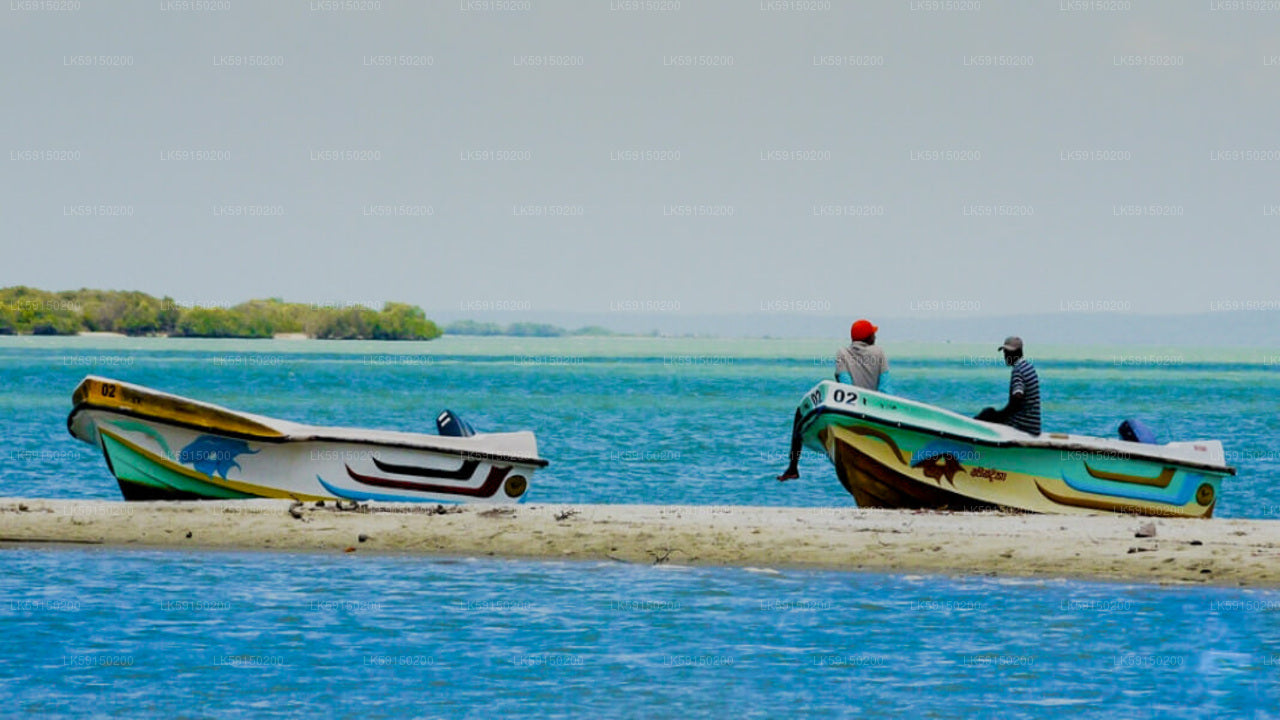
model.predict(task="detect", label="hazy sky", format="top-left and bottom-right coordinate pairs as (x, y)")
top-left (3, 0), bottom-right (1278, 322)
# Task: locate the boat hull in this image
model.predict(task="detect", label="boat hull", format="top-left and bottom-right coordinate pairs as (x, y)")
top-left (828, 427), bottom-right (1003, 512)
top-left (799, 381), bottom-right (1231, 518)
top-left (79, 410), bottom-right (540, 504)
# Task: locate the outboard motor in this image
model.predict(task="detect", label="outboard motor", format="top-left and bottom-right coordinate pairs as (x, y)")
top-left (436, 409), bottom-right (476, 438)
top-left (1119, 418), bottom-right (1157, 444)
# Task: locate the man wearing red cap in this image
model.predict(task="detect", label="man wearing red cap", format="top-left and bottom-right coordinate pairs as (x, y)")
top-left (836, 319), bottom-right (891, 391)
top-left (778, 318), bottom-right (892, 481)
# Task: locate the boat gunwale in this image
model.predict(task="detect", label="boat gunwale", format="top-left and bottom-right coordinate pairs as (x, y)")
top-left (798, 403), bottom-right (1236, 477)
top-left (68, 404), bottom-right (551, 468)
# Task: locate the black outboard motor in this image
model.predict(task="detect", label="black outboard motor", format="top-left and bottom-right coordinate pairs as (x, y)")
top-left (1119, 418), bottom-right (1157, 444)
top-left (436, 409), bottom-right (476, 438)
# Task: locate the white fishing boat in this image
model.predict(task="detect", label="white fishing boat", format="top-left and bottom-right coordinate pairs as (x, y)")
top-left (67, 376), bottom-right (547, 503)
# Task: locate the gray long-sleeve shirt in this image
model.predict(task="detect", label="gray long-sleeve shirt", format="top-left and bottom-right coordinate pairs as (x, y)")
top-left (835, 342), bottom-right (889, 391)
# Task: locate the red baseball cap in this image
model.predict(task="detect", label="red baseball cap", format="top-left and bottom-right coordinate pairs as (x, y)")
top-left (850, 319), bottom-right (878, 342)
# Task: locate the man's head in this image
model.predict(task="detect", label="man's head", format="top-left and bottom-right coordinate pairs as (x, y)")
top-left (998, 336), bottom-right (1023, 365)
top-left (850, 319), bottom-right (878, 345)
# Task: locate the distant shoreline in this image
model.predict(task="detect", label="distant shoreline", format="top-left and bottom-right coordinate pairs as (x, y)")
top-left (1, 286), bottom-right (443, 340)
top-left (2, 286), bottom-right (630, 340)
top-left (9, 287), bottom-right (1280, 345)
top-left (74, 331), bottom-right (365, 340)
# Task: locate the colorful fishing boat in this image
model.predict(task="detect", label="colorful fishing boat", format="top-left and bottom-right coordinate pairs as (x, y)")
top-left (67, 376), bottom-right (547, 503)
top-left (794, 380), bottom-right (1234, 518)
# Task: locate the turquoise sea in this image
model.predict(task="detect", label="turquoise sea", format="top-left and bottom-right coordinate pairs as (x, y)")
top-left (2, 336), bottom-right (1279, 718)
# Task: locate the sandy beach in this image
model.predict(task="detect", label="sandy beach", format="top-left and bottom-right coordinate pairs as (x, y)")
top-left (3, 498), bottom-right (1279, 587)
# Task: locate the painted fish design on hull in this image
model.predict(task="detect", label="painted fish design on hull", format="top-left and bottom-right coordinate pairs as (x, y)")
top-left (910, 440), bottom-right (972, 486)
top-left (179, 435), bottom-right (258, 478)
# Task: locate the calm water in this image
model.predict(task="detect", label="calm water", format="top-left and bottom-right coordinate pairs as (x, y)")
top-left (4, 550), bottom-right (1280, 719)
top-left (2, 336), bottom-right (1279, 717)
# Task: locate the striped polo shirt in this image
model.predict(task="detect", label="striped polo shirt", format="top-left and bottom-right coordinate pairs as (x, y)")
top-left (1008, 358), bottom-right (1041, 435)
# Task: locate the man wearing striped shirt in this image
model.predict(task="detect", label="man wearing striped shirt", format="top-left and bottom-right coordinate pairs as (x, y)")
top-left (975, 336), bottom-right (1040, 435)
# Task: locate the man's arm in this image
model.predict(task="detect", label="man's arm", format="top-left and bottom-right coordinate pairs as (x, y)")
top-left (1003, 391), bottom-right (1025, 415)
top-left (877, 369), bottom-right (893, 395)
top-left (1007, 369), bottom-right (1026, 413)
top-left (986, 386), bottom-right (1026, 421)
top-left (979, 389), bottom-right (1023, 423)
top-left (834, 349), bottom-right (851, 384)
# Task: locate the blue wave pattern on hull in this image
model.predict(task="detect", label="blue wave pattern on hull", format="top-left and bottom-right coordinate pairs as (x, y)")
top-left (1059, 469), bottom-right (1204, 505)
top-left (315, 474), bottom-right (466, 504)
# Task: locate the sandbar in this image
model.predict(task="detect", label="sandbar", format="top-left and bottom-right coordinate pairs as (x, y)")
top-left (2, 498), bottom-right (1277, 587)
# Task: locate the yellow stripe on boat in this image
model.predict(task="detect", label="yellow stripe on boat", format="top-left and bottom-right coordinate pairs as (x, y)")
top-left (73, 376), bottom-right (286, 440)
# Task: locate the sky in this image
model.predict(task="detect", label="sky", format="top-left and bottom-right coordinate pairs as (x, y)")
top-left (3, 0), bottom-right (1278, 330)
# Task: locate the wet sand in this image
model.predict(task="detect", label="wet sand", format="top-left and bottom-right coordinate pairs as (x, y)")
top-left (2, 498), bottom-right (1278, 587)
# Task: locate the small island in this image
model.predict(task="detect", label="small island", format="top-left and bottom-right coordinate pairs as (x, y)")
top-left (0, 287), bottom-right (622, 340)
top-left (443, 320), bottom-right (614, 338)
top-left (0, 286), bottom-right (441, 340)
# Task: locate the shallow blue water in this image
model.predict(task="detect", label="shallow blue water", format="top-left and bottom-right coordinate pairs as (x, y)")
top-left (2, 337), bottom-right (1279, 717)
top-left (4, 550), bottom-right (1280, 719)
